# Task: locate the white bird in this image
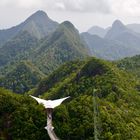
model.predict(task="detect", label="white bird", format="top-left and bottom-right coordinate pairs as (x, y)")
top-left (30, 95), bottom-right (70, 109)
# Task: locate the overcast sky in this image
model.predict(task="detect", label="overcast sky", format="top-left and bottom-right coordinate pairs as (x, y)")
top-left (0, 0), bottom-right (140, 32)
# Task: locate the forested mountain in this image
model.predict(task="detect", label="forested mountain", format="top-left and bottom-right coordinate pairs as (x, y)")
top-left (20, 10), bottom-right (58, 39)
top-left (0, 21), bottom-right (88, 93)
top-left (105, 20), bottom-right (131, 39)
top-left (82, 20), bottom-right (140, 60)
top-left (0, 31), bottom-right (38, 67)
top-left (116, 55), bottom-right (140, 78)
top-left (30, 21), bottom-right (89, 74)
top-left (0, 10), bottom-right (58, 47)
top-left (30, 57), bottom-right (140, 139)
top-left (0, 61), bottom-right (46, 94)
top-left (0, 11), bottom-right (89, 93)
top-left (81, 32), bottom-right (137, 60)
top-left (87, 21), bottom-right (140, 38)
top-left (0, 10), bottom-right (59, 68)
top-left (105, 20), bottom-right (140, 54)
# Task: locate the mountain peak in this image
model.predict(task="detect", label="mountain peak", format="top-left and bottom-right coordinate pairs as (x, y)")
top-left (26, 10), bottom-right (49, 21)
top-left (105, 19), bottom-right (129, 39)
top-left (34, 10), bottom-right (47, 15)
top-left (60, 21), bottom-right (79, 34)
top-left (112, 20), bottom-right (125, 29)
top-left (21, 10), bottom-right (58, 39)
top-left (61, 21), bottom-right (75, 29)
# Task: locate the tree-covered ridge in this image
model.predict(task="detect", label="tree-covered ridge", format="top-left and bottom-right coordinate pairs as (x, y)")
top-left (116, 55), bottom-right (140, 78)
top-left (33, 57), bottom-right (140, 139)
top-left (0, 58), bottom-right (140, 139)
top-left (0, 61), bottom-right (46, 94)
top-left (34, 60), bottom-right (85, 96)
top-left (0, 20), bottom-right (90, 93)
top-left (0, 31), bottom-right (39, 67)
top-left (0, 20), bottom-right (89, 78)
top-left (36, 58), bottom-right (138, 99)
top-left (31, 21), bottom-right (89, 75)
top-left (0, 88), bottom-right (49, 140)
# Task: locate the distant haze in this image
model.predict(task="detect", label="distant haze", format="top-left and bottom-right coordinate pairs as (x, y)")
top-left (1, 0), bottom-right (140, 32)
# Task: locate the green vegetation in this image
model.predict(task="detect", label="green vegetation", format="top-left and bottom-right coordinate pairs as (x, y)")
top-left (0, 57), bottom-right (140, 139)
top-left (0, 31), bottom-right (38, 67)
top-left (31, 21), bottom-right (89, 74)
top-left (0, 88), bottom-right (48, 140)
top-left (0, 21), bottom-right (89, 93)
top-left (34, 60), bottom-right (85, 96)
top-left (0, 10), bottom-right (140, 140)
top-left (0, 61), bottom-right (46, 94)
top-left (33, 57), bottom-right (140, 139)
top-left (116, 55), bottom-right (140, 78)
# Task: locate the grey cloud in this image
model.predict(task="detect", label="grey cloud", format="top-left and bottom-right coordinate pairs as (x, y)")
top-left (0, 0), bottom-right (111, 14)
top-left (45, 0), bottom-right (111, 14)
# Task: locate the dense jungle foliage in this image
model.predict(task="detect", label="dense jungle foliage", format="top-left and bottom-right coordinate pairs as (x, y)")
top-left (33, 58), bottom-right (140, 140)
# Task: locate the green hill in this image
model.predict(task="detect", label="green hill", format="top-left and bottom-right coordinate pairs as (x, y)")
top-left (0, 61), bottom-right (46, 94)
top-left (31, 21), bottom-right (89, 74)
top-left (0, 88), bottom-right (48, 140)
top-left (33, 57), bottom-right (140, 139)
top-left (116, 55), bottom-right (140, 78)
top-left (0, 31), bottom-right (38, 67)
top-left (0, 58), bottom-right (140, 139)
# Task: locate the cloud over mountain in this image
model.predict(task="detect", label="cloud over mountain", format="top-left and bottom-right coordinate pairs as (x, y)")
top-left (52, 0), bottom-right (110, 13)
top-left (1, 0), bottom-right (140, 15)
top-left (0, 0), bottom-right (110, 13)
top-left (1, 0), bottom-right (140, 32)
